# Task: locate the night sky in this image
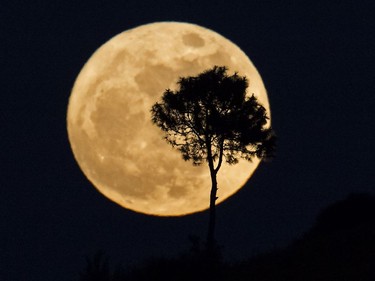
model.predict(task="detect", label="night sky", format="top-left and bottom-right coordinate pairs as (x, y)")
top-left (2, 1), bottom-right (375, 280)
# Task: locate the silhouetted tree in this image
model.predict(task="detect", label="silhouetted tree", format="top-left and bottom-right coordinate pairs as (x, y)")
top-left (151, 66), bottom-right (276, 258)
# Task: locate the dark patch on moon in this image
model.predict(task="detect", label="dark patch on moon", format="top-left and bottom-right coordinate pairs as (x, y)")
top-left (207, 49), bottom-right (233, 68)
top-left (135, 64), bottom-right (175, 96)
top-left (182, 33), bottom-right (205, 48)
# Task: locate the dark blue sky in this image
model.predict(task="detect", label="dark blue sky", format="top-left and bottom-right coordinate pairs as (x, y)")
top-left (2, 1), bottom-right (375, 280)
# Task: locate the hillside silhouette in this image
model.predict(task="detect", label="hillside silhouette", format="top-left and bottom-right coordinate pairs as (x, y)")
top-left (80, 193), bottom-right (375, 280)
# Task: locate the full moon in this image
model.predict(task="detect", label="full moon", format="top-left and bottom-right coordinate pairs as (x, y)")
top-left (67, 22), bottom-right (270, 216)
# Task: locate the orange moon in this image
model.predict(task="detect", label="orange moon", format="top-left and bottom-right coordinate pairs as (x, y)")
top-left (67, 22), bottom-right (270, 216)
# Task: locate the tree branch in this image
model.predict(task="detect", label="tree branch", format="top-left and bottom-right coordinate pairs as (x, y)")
top-left (214, 137), bottom-right (224, 173)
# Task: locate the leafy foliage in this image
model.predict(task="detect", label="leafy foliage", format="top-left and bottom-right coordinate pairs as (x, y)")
top-left (151, 66), bottom-right (275, 168)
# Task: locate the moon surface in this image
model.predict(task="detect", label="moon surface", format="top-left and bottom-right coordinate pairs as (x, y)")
top-left (67, 22), bottom-right (270, 216)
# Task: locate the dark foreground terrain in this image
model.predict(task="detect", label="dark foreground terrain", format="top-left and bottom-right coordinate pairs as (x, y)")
top-left (80, 193), bottom-right (375, 281)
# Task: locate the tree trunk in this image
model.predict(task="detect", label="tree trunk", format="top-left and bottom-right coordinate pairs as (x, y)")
top-left (206, 165), bottom-right (218, 259)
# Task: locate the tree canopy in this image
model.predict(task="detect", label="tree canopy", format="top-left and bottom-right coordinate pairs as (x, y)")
top-left (151, 65), bottom-right (275, 170)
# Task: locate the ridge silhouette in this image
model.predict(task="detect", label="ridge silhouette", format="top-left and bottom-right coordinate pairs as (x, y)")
top-left (80, 193), bottom-right (375, 280)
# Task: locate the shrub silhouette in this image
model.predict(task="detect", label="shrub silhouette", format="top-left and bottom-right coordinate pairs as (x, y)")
top-left (79, 251), bottom-right (111, 281)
